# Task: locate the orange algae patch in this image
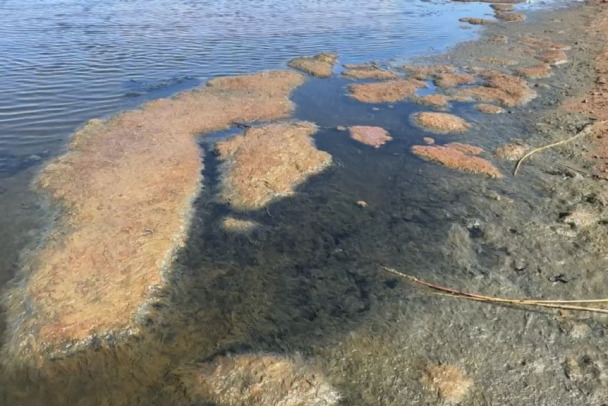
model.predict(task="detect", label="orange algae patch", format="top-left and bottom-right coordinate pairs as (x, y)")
top-left (414, 94), bottom-right (452, 109)
top-left (177, 354), bottom-right (341, 406)
top-left (412, 112), bottom-right (471, 134)
top-left (514, 63), bottom-right (553, 79)
top-left (434, 72), bottom-right (477, 88)
top-left (349, 79), bottom-right (427, 103)
top-left (349, 126), bottom-right (392, 148)
top-left (453, 70), bottom-right (536, 106)
top-left (402, 65), bottom-right (456, 80)
top-left (8, 70), bottom-right (306, 349)
top-left (342, 68), bottom-right (398, 80)
top-left (495, 11), bottom-right (526, 22)
top-left (421, 364), bottom-right (473, 404)
top-left (490, 3), bottom-right (515, 11)
top-left (519, 35), bottom-right (570, 51)
top-left (216, 122), bottom-right (331, 210)
top-left (536, 49), bottom-right (569, 65)
top-left (412, 143), bottom-right (503, 178)
top-left (459, 17), bottom-right (495, 25)
top-left (477, 57), bottom-right (519, 66)
top-left (475, 103), bottom-right (505, 114)
top-left (288, 53), bottom-right (338, 78)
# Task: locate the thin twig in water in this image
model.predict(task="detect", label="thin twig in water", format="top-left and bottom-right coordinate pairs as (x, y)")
top-left (513, 122), bottom-right (597, 176)
top-left (381, 266), bottom-right (608, 314)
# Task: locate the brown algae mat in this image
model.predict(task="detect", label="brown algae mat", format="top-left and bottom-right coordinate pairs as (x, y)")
top-left (412, 143), bottom-right (503, 178)
top-left (348, 79), bottom-right (428, 103)
top-left (412, 112), bottom-right (471, 134)
top-left (452, 70), bottom-right (537, 106)
top-left (342, 68), bottom-right (398, 80)
top-left (348, 126), bottom-right (392, 148)
top-left (414, 94), bottom-right (452, 109)
top-left (402, 64), bottom-right (455, 80)
top-left (288, 53), bottom-right (338, 78)
top-left (176, 354), bottom-right (341, 406)
top-left (1, 70), bottom-right (305, 370)
top-left (475, 103), bottom-right (505, 113)
top-left (216, 122), bottom-right (332, 210)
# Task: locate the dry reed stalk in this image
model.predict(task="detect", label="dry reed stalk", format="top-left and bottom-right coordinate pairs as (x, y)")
top-left (513, 122), bottom-right (597, 176)
top-left (381, 266), bottom-right (608, 314)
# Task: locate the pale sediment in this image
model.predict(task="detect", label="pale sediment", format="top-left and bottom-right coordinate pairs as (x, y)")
top-left (402, 65), bottom-right (456, 80)
top-left (176, 354), bottom-right (341, 406)
top-left (216, 122), bottom-right (331, 210)
top-left (288, 53), bottom-right (338, 78)
top-left (2, 70), bottom-right (305, 369)
top-left (221, 216), bottom-right (260, 233)
top-left (348, 79), bottom-right (428, 103)
top-left (412, 143), bottom-right (503, 178)
top-left (421, 364), bottom-right (473, 404)
top-left (348, 126), bottom-right (392, 148)
top-left (412, 112), bottom-right (471, 134)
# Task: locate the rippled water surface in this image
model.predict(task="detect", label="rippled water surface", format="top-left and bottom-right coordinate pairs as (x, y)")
top-left (0, 0), bottom-right (500, 164)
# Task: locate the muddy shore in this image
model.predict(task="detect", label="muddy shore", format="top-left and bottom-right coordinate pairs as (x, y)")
top-left (2, 0), bottom-right (608, 405)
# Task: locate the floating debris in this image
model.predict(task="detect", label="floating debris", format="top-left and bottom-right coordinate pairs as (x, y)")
top-left (421, 364), bottom-right (473, 405)
top-left (349, 79), bottom-right (428, 103)
top-left (217, 122), bottom-right (331, 210)
top-left (177, 354), bottom-right (341, 406)
top-left (412, 143), bottom-right (503, 178)
top-left (349, 126), bottom-right (392, 148)
top-left (423, 137), bottom-right (436, 145)
top-left (412, 112), bottom-right (471, 134)
top-left (288, 53), bottom-right (338, 78)
top-left (475, 103), bottom-right (505, 114)
top-left (356, 200), bottom-right (369, 208)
